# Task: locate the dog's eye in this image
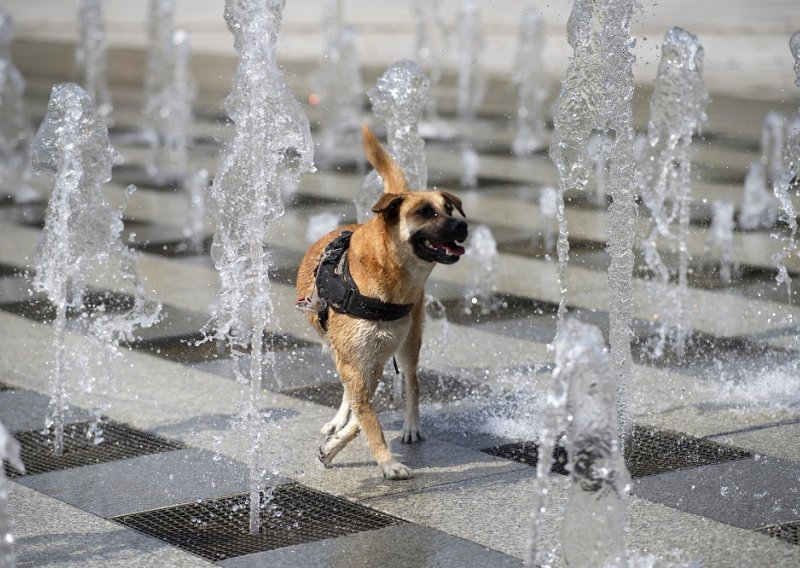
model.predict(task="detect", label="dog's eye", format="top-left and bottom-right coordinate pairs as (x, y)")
top-left (417, 204), bottom-right (437, 219)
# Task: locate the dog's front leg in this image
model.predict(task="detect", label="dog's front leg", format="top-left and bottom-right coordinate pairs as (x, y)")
top-left (340, 359), bottom-right (412, 480)
top-left (397, 302), bottom-right (424, 444)
top-left (321, 394), bottom-right (351, 437)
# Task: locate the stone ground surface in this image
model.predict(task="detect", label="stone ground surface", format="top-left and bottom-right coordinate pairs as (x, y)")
top-left (2, 3), bottom-right (800, 568)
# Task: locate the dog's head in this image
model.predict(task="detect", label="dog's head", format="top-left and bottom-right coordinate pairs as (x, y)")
top-left (362, 125), bottom-right (468, 265)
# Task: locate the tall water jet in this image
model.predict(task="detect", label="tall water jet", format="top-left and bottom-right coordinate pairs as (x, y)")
top-left (183, 168), bottom-right (209, 254)
top-left (511, 8), bottom-right (548, 158)
top-left (146, 29), bottom-right (196, 184)
top-left (739, 160), bottom-right (778, 230)
top-left (770, 32), bottom-right (800, 299)
top-left (705, 200), bottom-right (737, 283)
top-left (0, 9), bottom-right (36, 202)
top-left (538, 185), bottom-right (558, 253)
top-left (142, 0), bottom-right (176, 162)
top-left (548, 0), bottom-right (638, 442)
top-left (462, 225), bottom-right (499, 315)
top-left (456, 0), bottom-right (484, 187)
top-left (1, 420), bottom-right (24, 568)
top-left (32, 83), bottom-right (160, 456)
top-left (305, 211), bottom-right (340, 244)
top-left (209, 0), bottom-right (313, 534)
top-left (356, 60), bottom-right (429, 222)
top-left (761, 111), bottom-right (787, 186)
top-left (527, 320), bottom-right (629, 567)
top-left (636, 27), bottom-right (709, 358)
top-left (312, 0), bottom-right (363, 166)
top-left (587, 132), bottom-right (611, 206)
top-left (413, 0), bottom-right (448, 131)
top-left (75, 0), bottom-right (112, 121)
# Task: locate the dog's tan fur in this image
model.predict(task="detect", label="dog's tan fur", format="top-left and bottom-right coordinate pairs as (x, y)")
top-left (296, 126), bottom-right (466, 479)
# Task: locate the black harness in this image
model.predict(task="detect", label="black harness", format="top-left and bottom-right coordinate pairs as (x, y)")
top-left (310, 231), bottom-right (413, 331)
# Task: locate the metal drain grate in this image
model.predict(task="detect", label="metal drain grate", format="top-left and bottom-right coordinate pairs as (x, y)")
top-left (482, 441), bottom-right (569, 475)
top-left (5, 419), bottom-right (186, 478)
top-left (128, 331), bottom-right (314, 364)
top-left (624, 424), bottom-right (752, 478)
top-left (481, 424), bottom-right (751, 479)
top-left (756, 521), bottom-right (800, 546)
top-left (112, 484), bottom-right (406, 562)
top-left (282, 368), bottom-right (489, 412)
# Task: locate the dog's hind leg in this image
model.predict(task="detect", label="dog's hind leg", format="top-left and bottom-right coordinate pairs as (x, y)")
top-left (397, 301), bottom-right (425, 444)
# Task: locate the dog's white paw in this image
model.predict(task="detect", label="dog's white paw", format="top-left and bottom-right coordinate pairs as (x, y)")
top-left (380, 461), bottom-right (413, 480)
top-left (321, 417), bottom-right (347, 437)
top-left (401, 423), bottom-right (425, 444)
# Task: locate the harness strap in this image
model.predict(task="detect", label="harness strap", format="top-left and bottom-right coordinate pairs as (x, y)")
top-left (314, 231), bottom-right (413, 330)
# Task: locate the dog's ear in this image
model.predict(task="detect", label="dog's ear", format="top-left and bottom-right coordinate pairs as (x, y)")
top-left (372, 192), bottom-right (405, 224)
top-left (362, 124), bottom-right (409, 194)
top-left (441, 191), bottom-right (466, 218)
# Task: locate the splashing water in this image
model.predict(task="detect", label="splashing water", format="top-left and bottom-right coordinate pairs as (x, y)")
top-left (462, 225), bottom-right (499, 315)
top-left (739, 161), bottom-right (778, 230)
top-left (356, 60), bottom-right (429, 221)
top-left (209, 0), bottom-right (313, 534)
top-left (32, 83), bottom-right (160, 456)
top-left (0, 9), bottom-right (36, 202)
top-left (420, 294), bottom-right (450, 364)
top-left (527, 320), bottom-right (629, 567)
top-left (587, 132), bottom-right (612, 206)
top-left (548, 0), bottom-right (638, 446)
top-left (147, 29), bottom-right (196, 184)
top-left (459, 145), bottom-right (479, 188)
top-left (313, 8), bottom-right (363, 167)
top-left (512, 9), bottom-right (548, 158)
top-left (75, 0), bottom-right (111, 121)
top-left (1, 420), bottom-right (24, 568)
top-left (636, 27), bottom-right (709, 358)
top-left (705, 201), bottom-right (737, 283)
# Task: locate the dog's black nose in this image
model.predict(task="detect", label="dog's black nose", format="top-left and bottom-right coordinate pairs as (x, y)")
top-left (447, 218), bottom-right (468, 242)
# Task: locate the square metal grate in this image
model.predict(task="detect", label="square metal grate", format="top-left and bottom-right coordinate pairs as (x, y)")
top-left (482, 441), bottom-right (569, 475)
top-left (756, 521), bottom-right (800, 546)
top-left (111, 484), bottom-right (407, 562)
top-left (5, 419), bottom-right (186, 478)
top-left (481, 424), bottom-right (752, 479)
top-left (624, 424), bottom-right (752, 478)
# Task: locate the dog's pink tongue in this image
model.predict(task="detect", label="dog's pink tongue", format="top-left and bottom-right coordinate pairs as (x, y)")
top-left (443, 242), bottom-right (465, 256)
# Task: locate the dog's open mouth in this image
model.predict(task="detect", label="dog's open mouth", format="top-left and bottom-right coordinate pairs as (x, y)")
top-left (413, 236), bottom-right (466, 264)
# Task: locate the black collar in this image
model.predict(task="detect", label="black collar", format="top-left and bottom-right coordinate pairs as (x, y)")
top-left (314, 231), bottom-right (413, 330)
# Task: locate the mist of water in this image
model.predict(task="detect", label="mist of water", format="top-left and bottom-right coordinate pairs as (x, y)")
top-left (0, 420), bottom-right (24, 568)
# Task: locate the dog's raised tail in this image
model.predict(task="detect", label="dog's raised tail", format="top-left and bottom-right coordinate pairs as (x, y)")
top-left (362, 124), bottom-right (408, 194)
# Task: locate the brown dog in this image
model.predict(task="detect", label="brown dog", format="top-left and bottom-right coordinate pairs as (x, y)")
top-left (296, 126), bottom-right (468, 479)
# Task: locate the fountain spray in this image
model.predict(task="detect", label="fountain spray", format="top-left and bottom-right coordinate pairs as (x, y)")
top-left (413, 0), bottom-right (448, 131)
top-left (209, 0), bottom-right (313, 534)
top-left (637, 27), bottom-right (709, 358)
top-left (0, 9), bottom-right (36, 202)
top-left (548, 0), bottom-right (638, 443)
top-left (32, 83), bottom-right (160, 456)
top-left (356, 60), bottom-right (429, 222)
top-left (0, 420), bottom-right (24, 568)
